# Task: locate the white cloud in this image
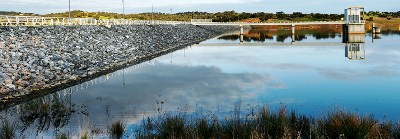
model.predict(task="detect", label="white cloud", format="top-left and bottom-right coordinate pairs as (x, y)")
top-left (0, 0), bottom-right (260, 14)
top-left (0, 0), bottom-right (398, 14)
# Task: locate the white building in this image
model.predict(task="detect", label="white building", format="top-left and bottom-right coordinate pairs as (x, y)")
top-left (344, 7), bottom-right (365, 24)
top-left (343, 7), bottom-right (365, 34)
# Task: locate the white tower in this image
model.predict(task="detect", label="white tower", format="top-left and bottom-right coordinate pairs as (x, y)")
top-left (343, 7), bottom-right (365, 34)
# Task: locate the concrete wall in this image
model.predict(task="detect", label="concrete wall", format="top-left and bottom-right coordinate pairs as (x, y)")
top-left (347, 34), bottom-right (365, 43)
top-left (348, 24), bottom-right (365, 34)
top-left (342, 27), bottom-right (365, 43)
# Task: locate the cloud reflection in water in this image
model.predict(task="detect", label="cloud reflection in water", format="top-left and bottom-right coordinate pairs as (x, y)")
top-left (70, 63), bottom-right (285, 125)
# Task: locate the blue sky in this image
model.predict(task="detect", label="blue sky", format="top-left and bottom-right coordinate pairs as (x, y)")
top-left (0, 0), bottom-right (398, 14)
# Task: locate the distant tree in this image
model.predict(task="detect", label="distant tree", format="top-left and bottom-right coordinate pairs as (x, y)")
top-left (291, 12), bottom-right (304, 19)
top-left (239, 12), bottom-right (251, 20)
top-left (33, 10), bottom-right (396, 22)
top-left (254, 12), bottom-right (265, 22)
top-left (276, 11), bottom-right (286, 19)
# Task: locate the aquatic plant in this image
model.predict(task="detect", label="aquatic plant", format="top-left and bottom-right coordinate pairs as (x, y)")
top-left (0, 119), bottom-right (17, 139)
top-left (19, 94), bottom-right (75, 134)
top-left (159, 115), bottom-right (186, 138)
top-left (194, 116), bottom-right (220, 138)
top-left (393, 123), bottom-right (400, 139)
top-left (108, 120), bottom-right (125, 139)
top-left (80, 132), bottom-right (89, 139)
top-left (136, 105), bottom-right (400, 139)
top-left (54, 132), bottom-right (69, 139)
top-left (323, 111), bottom-right (376, 139)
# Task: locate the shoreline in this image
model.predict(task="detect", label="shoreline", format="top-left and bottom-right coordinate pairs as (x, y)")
top-left (0, 25), bottom-right (238, 109)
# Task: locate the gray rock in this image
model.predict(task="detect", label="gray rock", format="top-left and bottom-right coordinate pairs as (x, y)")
top-left (38, 51), bottom-right (45, 59)
top-left (0, 24), bottom-right (237, 97)
top-left (0, 72), bottom-right (10, 79)
top-left (69, 75), bottom-right (77, 80)
top-left (5, 84), bottom-right (16, 90)
top-left (4, 79), bottom-right (12, 84)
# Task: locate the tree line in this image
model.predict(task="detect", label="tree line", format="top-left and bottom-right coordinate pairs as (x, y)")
top-left (2, 10), bottom-right (399, 22)
top-left (0, 11), bottom-right (38, 16)
top-left (43, 10), bottom-right (343, 22)
top-left (366, 11), bottom-right (400, 20)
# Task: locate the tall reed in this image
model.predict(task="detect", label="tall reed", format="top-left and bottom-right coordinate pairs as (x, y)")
top-left (0, 119), bottom-right (17, 139)
top-left (108, 120), bottom-right (125, 139)
top-left (135, 106), bottom-right (400, 139)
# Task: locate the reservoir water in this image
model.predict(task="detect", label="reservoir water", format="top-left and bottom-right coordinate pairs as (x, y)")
top-left (2, 29), bottom-right (400, 138)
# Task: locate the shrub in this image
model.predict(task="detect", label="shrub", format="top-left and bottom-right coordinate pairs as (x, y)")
top-left (324, 111), bottom-right (376, 139)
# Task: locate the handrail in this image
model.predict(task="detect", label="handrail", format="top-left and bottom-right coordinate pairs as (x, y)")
top-left (0, 16), bottom-right (191, 26)
top-left (191, 21), bottom-right (346, 26)
top-left (0, 15), bottom-right (348, 27)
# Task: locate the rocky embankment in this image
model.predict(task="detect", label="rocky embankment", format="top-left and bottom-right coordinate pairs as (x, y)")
top-left (0, 25), bottom-right (237, 100)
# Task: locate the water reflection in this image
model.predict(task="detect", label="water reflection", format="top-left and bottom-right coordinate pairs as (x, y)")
top-left (18, 94), bottom-right (75, 134)
top-left (218, 29), bottom-right (341, 43)
top-left (345, 43), bottom-right (365, 60)
top-left (0, 93), bottom-right (88, 137)
top-left (369, 30), bottom-right (400, 36)
top-left (215, 29), bottom-right (368, 61)
top-left (372, 34), bottom-right (382, 43)
top-left (1, 29), bottom-right (400, 138)
top-left (224, 29), bottom-right (399, 43)
top-left (343, 34), bottom-right (366, 60)
top-left (2, 62), bottom-right (283, 137)
top-left (373, 34), bottom-right (382, 40)
top-left (0, 60), bottom-right (161, 138)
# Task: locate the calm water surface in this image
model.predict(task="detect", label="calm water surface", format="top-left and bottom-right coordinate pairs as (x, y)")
top-left (2, 29), bottom-right (400, 138)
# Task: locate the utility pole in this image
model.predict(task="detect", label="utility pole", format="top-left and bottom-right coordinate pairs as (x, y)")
top-left (169, 8), bottom-right (172, 20)
top-left (152, 4), bottom-right (154, 24)
top-left (151, 0), bottom-right (155, 47)
top-left (122, 0), bottom-right (125, 19)
top-left (68, 0), bottom-right (71, 24)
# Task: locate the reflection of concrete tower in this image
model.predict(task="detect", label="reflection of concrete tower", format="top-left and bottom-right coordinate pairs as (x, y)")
top-left (345, 43), bottom-right (365, 60)
top-left (343, 34), bottom-right (365, 43)
top-left (345, 33), bottom-right (366, 60)
top-left (240, 25), bottom-right (244, 44)
top-left (372, 34), bottom-right (382, 41)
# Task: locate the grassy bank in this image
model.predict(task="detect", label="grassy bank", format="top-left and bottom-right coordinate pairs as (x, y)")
top-left (135, 107), bottom-right (400, 139)
top-left (366, 17), bottom-right (400, 30)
